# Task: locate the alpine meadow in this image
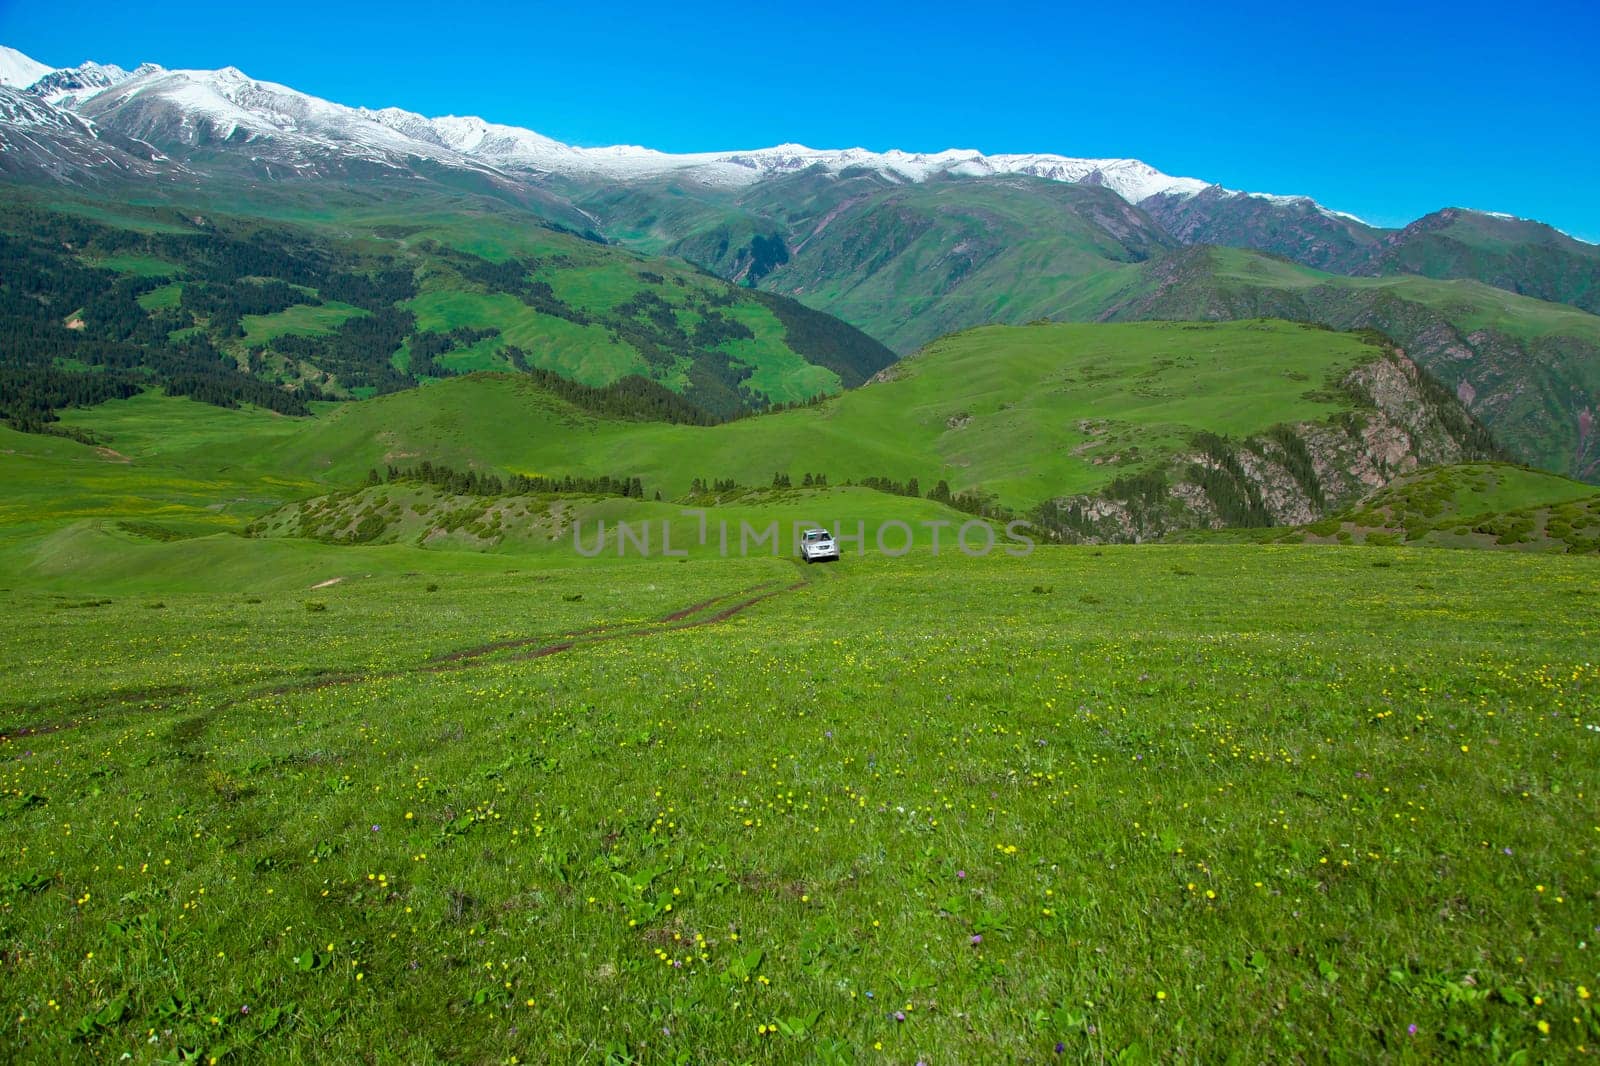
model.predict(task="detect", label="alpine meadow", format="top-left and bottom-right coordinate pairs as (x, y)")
top-left (1, 11), bottom-right (1598, 1066)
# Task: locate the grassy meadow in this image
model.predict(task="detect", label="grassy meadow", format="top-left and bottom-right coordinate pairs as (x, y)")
top-left (1, 537), bottom-right (1598, 1063)
top-left (2, 306), bottom-right (1598, 1062)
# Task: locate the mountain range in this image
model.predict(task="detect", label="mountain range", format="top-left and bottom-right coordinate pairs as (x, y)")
top-left (2, 42), bottom-right (1598, 484)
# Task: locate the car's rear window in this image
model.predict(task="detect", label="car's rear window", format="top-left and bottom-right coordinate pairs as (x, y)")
top-left (807, 531), bottom-right (830, 540)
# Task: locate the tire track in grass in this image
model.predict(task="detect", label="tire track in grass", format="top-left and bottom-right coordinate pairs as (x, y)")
top-left (428, 581), bottom-right (782, 667)
top-left (483, 576), bottom-right (800, 659)
top-left (0, 578), bottom-right (811, 738)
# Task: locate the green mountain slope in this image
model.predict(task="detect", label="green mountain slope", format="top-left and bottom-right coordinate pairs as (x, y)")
top-left (30, 320), bottom-right (1490, 550)
top-left (0, 188), bottom-right (895, 429)
top-left (183, 320), bottom-right (1379, 504)
top-left (1137, 186), bottom-right (1384, 272)
top-left (1104, 247), bottom-right (1600, 482)
top-left (568, 174), bottom-right (1600, 484)
top-left (1364, 208), bottom-right (1600, 314)
top-left (575, 172), bottom-right (1173, 353)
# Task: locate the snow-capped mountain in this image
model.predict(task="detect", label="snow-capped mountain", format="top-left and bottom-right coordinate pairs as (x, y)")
top-left (28, 61), bottom-right (140, 108)
top-left (0, 44), bottom-right (53, 88)
top-left (0, 85), bottom-right (172, 183)
top-left (71, 65), bottom-right (491, 174)
top-left (0, 43), bottom-right (1340, 215)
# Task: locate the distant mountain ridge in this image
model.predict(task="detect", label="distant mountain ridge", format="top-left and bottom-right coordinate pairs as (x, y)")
top-left (0, 46), bottom-right (1368, 217)
top-left (2, 43), bottom-right (1598, 484)
top-left (2, 44), bottom-right (1590, 266)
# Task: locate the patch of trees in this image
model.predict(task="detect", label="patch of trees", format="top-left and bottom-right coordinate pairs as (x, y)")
top-left (0, 223), bottom-right (317, 426)
top-left (690, 477), bottom-right (743, 494)
top-left (1187, 432), bottom-right (1272, 528)
top-left (381, 460), bottom-right (645, 499)
top-left (76, 277), bottom-right (173, 344)
top-left (926, 478), bottom-right (1010, 519)
top-left (691, 309), bottom-right (755, 349)
top-left (1028, 469), bottom-right (1170, 540)
top-left (1259, 427), bottom-right (1325, 509)
top-left (443, 250), bottom-right (591, 324)
top-left (161, 355), bottom-right (323, 414)
top-left (518, 366), bottom-right (717, 426)
top-left (0, 202), bottom-right (431, 427)
top-left (538, 220), bottom-right (608, 245)
top-left (273, 307), bottom-right (417, 394)
top-left (745, 289), bottom-right (896, 387)
top-left (755, 393), bottom-right (830, 416)
top-left (0, 365), bottom-right (141, 428)
top-left (744, 233), bottom-right (790, 285)
top-left (179, 279), bottom-right (313, 338)
top-left (680, 350), bottom-right (757, 420)
top-left (435, 243), bottom-right (879, 420)
top-left (855, 475), bottom-right (921, 498)
top-left (407, 327), bottom-right (501, 378)
top-left (611, 291), bottom-right (685, 360)
top-left (599, 292), bottom-right (760, 417)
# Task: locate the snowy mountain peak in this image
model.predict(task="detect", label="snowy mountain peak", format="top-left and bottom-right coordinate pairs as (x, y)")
top-left (28, 61), bottom-right (134, 108)
top-left (0, 45), bottom-right (54, 88)
top-left (0, 43), bottom-right (1349, 219)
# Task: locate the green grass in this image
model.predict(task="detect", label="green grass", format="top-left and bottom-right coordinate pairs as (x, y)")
top-left (1204, 247), bottom-right (1600, 346)
top-left (136, 282), bottom-right (183, 311)
top-left (178, 319), bottom-right (1374, 509)
top-left (5, 304), bottom-right (1599, 1060)
top-left (45, 198), bottom-right (201, 234)
top-left (81, 253), bottom-right (185, 278)
top-left (240, 302), bottom-right (369, 345)
top-left (1419, 463), bottom-right (1598, 516)
top-left (1319, 464), bottom-right (1600, 552)
top-left (247, 482), bottom-right (987, 557)
top-left (405, 289), bottom-right (645, 385)
top-left (1, 541), bottom-right (1597, 1062)
top-left (0, 404), bottom-right (318, 568)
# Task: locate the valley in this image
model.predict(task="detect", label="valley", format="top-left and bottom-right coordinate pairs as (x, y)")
top-left (1, 32), bottom-right (1598, 1066)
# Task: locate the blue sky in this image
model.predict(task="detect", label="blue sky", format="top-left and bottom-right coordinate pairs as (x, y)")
top-left (3, 0), bottom-right (1597, 239)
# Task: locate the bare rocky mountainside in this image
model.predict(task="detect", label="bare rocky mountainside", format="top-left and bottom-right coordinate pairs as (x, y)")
top-left (1033, 339), bottom-right (1500, 542)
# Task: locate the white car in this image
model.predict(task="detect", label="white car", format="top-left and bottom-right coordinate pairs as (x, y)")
top-left (799, 528), bottom-right (839, 563)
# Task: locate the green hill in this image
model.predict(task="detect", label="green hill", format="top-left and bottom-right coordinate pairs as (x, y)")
top-left (0, 189), bottom-right (895, 430)
top-left (1365, 208), bottom-right (1600, 315)
top-left (1304, 464), bottom-right (1600, 552)
top-left (229, 320), bottom-right (1372, 505)
top-left (576, 172), bottom-right (1171, 353)
top-left (1105, 247), bottom-right (1600, 482)
top-left (568, 179), bottom-right (1600, 485)
top-left (14, 320), bottom-right (1486, 554)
